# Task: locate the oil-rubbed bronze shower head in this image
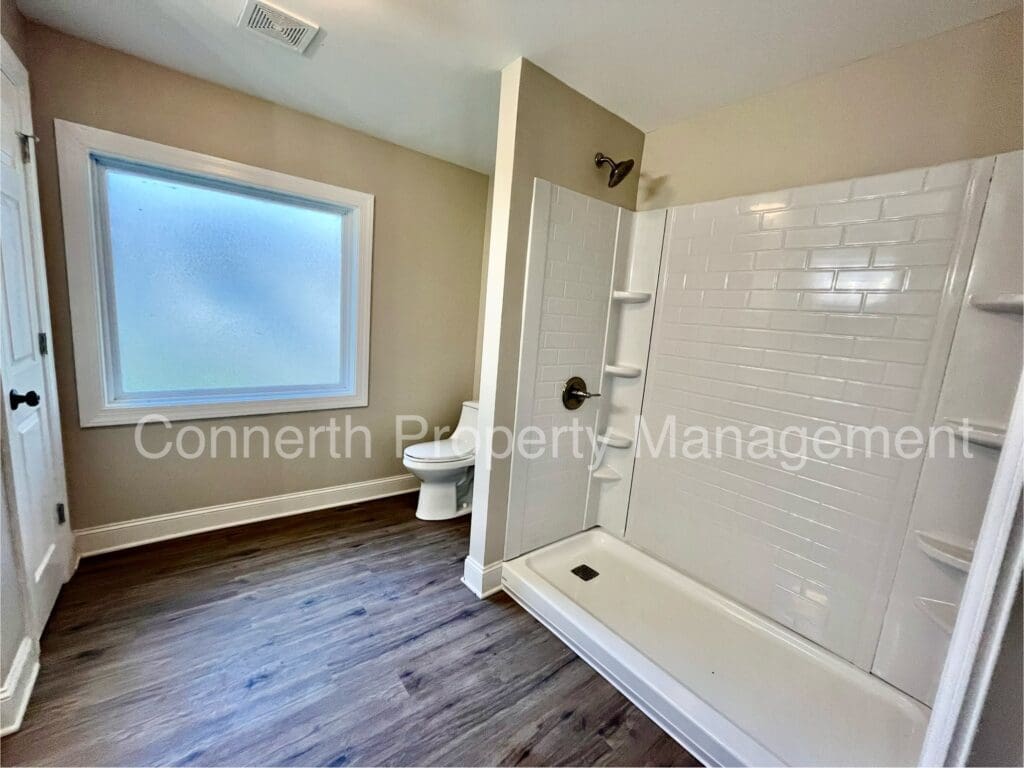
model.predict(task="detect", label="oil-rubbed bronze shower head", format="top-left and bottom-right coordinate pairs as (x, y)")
top-left (595, 153), bottom-right (635, 188)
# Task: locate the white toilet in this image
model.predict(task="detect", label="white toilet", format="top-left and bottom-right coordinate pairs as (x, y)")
top-left (403, 401), bottom-right (478, 521)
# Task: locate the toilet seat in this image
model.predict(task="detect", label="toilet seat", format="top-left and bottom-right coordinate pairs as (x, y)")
top-left (403, 439), bottom-right (473, 463)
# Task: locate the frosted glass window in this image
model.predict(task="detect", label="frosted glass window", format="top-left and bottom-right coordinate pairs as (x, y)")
top-left (55, 121), bottom-right (372, 426)
top-left (100, 162), bottom-right (347, 396)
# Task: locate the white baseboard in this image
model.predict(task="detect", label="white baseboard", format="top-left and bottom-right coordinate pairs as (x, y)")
top-left (75, 473), bottom-right (419, 557)
top-left (462, 556), bottom-right (503, 598)
top-left (0, 637), bottom-right (39, 736)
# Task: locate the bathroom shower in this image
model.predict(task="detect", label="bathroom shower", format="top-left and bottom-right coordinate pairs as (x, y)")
top-left (501, 151), bottom-right (1024, 765)
top-left (594, 152), bottom-right (634, 187)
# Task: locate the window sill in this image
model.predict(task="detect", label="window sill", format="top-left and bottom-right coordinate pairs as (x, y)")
top-left (80, 392), bottom-right (368, 427)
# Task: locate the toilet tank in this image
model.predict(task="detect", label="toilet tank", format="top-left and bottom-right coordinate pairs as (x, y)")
top-left (452, 401), bottom-right (479, 450)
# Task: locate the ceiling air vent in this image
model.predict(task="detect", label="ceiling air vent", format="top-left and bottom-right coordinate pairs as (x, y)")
top-left (238, 0), bottom-right (319, 53)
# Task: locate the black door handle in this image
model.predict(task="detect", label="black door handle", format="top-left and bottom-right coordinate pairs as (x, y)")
top-left (9, 390), bottom-right (40, 410)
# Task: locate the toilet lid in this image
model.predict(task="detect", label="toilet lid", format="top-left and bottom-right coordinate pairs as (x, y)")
top-left (404, 439), bottom-right (474, 463)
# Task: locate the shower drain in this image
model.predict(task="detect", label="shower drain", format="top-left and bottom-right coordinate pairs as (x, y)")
top-left (571, 564), bottom-right (599, 581)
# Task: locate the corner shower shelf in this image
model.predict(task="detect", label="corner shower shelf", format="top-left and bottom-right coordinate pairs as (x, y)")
top-left (969, 292), bottom-right (1024, 314)
top-left (943, 417), bottom-right (1007, 449)
top-left (597, 430), bottom-right (633, 449)
top-left (916, 597), bottom-right (958, 634)
top-left (604, 363), bottom-right (643, 379)
top-left (592, 466), bottom-right (622, 482)
top-left (612, 290), bottom-right (651, 304)
top-left (915, 530), bottom-right (974, 573)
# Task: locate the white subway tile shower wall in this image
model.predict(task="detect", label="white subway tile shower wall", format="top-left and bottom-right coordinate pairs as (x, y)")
top-left (626, 160), bottom-right (983, 668)
top-left (506, 182), bottom-right (619, 558)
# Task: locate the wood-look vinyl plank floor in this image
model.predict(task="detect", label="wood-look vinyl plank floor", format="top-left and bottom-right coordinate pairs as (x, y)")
top-left (1, 495), bottom-right (699, 767)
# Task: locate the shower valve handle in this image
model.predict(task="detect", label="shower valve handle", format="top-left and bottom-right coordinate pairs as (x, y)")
top-left (562, 376), bottom-right (600, 410)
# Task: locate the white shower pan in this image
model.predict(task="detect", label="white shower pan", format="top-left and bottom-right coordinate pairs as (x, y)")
top-left (502, 528), bottom-right (930, 767)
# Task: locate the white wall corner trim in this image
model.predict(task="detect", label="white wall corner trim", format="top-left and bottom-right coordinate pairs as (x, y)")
top-left (74, 474), bottom-right (418, 557)
top-left (0, 637), bottom-right (39, 736)
top-left (462, 556), bottom-right (503, 598)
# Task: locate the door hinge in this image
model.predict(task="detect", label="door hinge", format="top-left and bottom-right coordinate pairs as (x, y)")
top-left (56, 502), bottom-right (66, 525)
top-left (38, 332), bottom-right (48, 355)
top-left (16, 132), bottom-right (38, 165)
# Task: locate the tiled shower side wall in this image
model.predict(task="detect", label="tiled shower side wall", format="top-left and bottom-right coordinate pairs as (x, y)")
top-left (505, 181), bottom-right (619, 558)
top-left (626, 160), bottom-right (987, 670)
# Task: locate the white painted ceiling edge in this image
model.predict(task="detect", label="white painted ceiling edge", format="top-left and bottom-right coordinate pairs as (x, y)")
top-left (16, 0), bottom-right (1020, 173)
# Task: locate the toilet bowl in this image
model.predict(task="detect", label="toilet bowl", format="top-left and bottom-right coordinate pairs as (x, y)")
top-left (403, 401), bottom-right (478, 520)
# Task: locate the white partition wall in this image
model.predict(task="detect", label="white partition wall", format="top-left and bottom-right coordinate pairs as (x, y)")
top-left (505, 180), bottom-right (620, 558)
top-left (504, 181), bottom-right (668, 558)
top-left (625, 159), bottom-right (993, 669)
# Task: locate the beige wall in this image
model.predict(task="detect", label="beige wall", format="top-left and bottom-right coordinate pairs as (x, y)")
top-left (640, 8), bottom-right (1023, 209)
top-left (1, 0), bottom-right (27, 62)
top-left (22, 23), bottom-right (488, 529)
top-left (469, 58), bottom-right (644, 568)
top-left (969, 586), bottom-right (1023, 766)
top-left (511, 60), bottom-right (642, 212)
top-left (473, 176), bottom-right (494, 399)
top-left (970, 585), bottom-right (1019, 765)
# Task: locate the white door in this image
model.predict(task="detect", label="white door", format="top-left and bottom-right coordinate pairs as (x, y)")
top-left (1, 41), bottom-right (73, 636)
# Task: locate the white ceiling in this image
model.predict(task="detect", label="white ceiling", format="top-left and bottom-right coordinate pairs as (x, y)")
top-left (17, 0), bottom-right (1019, 173)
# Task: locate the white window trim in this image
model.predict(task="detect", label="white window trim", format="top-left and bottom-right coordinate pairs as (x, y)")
top-left (55, 119), bottom-right (373, 427)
